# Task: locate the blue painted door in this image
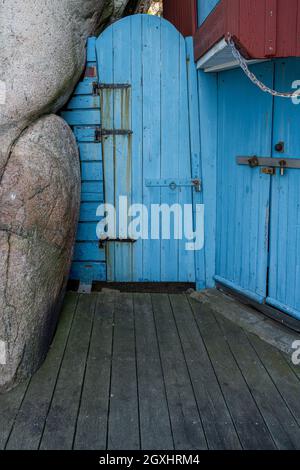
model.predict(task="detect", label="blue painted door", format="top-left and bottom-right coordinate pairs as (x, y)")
top-left (216, 63), bottom-right (274, 303)
top-left (96, 15), bottom-right (203, 283)
top-left (267, 59), bottom-right (300, 320)
top-left (216, 59), bottom-right (300, 320)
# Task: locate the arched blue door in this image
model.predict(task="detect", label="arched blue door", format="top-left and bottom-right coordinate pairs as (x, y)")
top-left (96, 15), bottom-right (203, 283)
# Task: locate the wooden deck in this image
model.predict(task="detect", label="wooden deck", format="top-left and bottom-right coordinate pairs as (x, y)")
top-left (1, 291), bottom-right (300, 450)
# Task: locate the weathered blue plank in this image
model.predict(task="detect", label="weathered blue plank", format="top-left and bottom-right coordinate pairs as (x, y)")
top-left (81, 192), bottom-right (104, 203)
top-left (70, 262), bottom-right (106, 283)
top-left (73, 82), bottom-right (95, 96)
top-left (87, 37), bottom-right (97, 62)
top-left (197, 70), bottom-right (217, 288)
top-left (81, 162), bottom-right (103, 181)
top-left (66, 95), bottom-right (100, 110)
top-left (77, 223), bottom-right (99, 242)
top-left (186, 37), bottom-right (205, 288)
top-left (267, 58), bottom-right (300, 320)
top-left (61, 110), bottom-right (100, 126)
top-left (74, 242), bottom-right (105, 262)
top-left (81, 181), bottom-right (103, 194)
top-left (78, 143), bottom-right (102, 162)
top-left (112, 18), bottom-right (133, 282)
top-left (73, 126), bottom-right (98, 142)
top-left (130, 15), bottom-right (144, 281)
top-left (160, 17), bottom-right (180, 282)
top-left (96, 23), bottom-right (115, 281)
top-left (142, 15), bottom-right (162, 282)
top-left (79, 202), bottom-right (102, 222)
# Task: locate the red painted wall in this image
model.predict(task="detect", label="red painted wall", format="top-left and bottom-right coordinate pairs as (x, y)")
top-left (194, 0), bottom-right (300, 61)
top-left (163, 0), bottom-right (198, 37)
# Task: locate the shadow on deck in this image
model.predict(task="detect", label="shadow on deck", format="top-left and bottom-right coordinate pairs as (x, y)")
top-left (1, 291), bottom-right (300, 450)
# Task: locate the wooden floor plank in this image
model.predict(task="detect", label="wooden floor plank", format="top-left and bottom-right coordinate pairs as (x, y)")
top-left (39, 294), bottom-right (96, 450)
top-left (151, 294), bottom-right (207, 450)
top-left (281, 351), bottom-right (300, 381)
top-left (107, 293), bottom-right (140, 450)
top-left (0, 380), bottom-right (29, 450)
top-left (216, 313), bottom-right (300, 450)
top-left (6, 292), bottom-right (78, 450)
top-left (134, 293), bottom-right (174, 450)
top-left (2, 291), bottom-right (300, 451)
top-left (189, 297), bottom-right (276, 450)
top-left (74, 292), bottom-right (114, 450)
top-left (248, 332), bottom-right (300, 427)
top-left (170, 294), bottom-right (241, 450)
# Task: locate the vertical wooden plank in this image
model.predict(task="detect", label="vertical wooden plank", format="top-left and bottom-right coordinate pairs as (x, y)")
top-left (6, 293), bottom-right (78, 450)
top-left (108, 293), bottom-right (140, 450)
top-left (74, 293), bottom-right (114, 450)
top-left (186, 37), bottom-right (205, 287)
top-left (40, 295), bottom-right (96, 450)
top-left (198, 70), bottom-right (218, 288)
top-left (96, 27), bottom-right (115, 281)
top-left (267, 58), bottom-right (300, 320)
top-left (177, 36), bottom-right (196, 282)
top-left (142, 15), bottom-right (162, 282)
top-left (130, 15), bottom-right (144, 282)
top-left (152, 294), bottom-right (207, 450)
top-left (160, 21), bottom-right (180, 282)
top-left (134, 294), bottom-right (174, 450)
top-left (0, 381), bottom-right (29, 450)
top-left (217, 314), bottom-right (300, 449)
top-left (170, 294), bottom-right (241, 449)
top-left (189, 297), bottom-right (276, 450)
top-left (87, 37), bottom-right (97, 62)
top-left (112, 18), bottom-right (133, 282)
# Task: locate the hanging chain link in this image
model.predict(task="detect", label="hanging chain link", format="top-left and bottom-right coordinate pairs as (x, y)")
top-left (227, 36), bottom-right (299, 99)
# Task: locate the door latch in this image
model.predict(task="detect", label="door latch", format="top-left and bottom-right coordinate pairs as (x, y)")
top-left (279, 160), bottom-right (287, 176)
top-left (261, 167), bottom-right (276, 175)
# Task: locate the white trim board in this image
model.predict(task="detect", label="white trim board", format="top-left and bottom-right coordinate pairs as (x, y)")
top-left (196, 38), bottom-right (268, 73)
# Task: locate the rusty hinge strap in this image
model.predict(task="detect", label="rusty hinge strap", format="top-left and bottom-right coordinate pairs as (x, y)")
top-left (95, 128), bottom-right (133, 142)
top-left (99, 238), bottom-right (137, 249)
top-left (93, 82), bottom-right (131, 94)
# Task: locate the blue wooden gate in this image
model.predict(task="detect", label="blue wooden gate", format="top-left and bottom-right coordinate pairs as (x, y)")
top-left (216, 59), bottom-right (300, 320)
top-left (64, 15), bottom-right (205, 286)
top-left (95, 15), bottom-right (203, 283)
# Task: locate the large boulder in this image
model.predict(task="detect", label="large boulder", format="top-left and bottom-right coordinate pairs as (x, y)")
top-left (0, 115), bottom-right (81, 392)
top-left (0, 0), bottom-right (145, 392)
top-left (0, 0), bottom-right (140, 171)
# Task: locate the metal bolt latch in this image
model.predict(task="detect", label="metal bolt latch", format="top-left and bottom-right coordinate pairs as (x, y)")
top-left (279, 160), bottom-right (287, 176)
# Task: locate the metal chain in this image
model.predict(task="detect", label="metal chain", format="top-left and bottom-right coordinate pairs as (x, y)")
top-left (227, 37), bottom-right (299, 99)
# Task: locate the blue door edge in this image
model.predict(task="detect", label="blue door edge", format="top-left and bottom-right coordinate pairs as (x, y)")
top-left (214, 276), bottom-right (266, 304)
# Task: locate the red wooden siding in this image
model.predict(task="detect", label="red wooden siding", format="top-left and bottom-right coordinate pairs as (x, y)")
top-left (163, 0), bottom-right (198, 37)
top-left (194, 0), bottom-right (300, 61)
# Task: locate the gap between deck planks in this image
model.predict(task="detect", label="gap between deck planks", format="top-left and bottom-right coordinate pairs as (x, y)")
top-left (1, 292), bottom-right (300, 450)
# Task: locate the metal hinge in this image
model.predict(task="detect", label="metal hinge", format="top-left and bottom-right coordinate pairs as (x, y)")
top-left (145, 178), bottom-right (202, 192)
top-left (95, 128), bottom-right (133, 142)
top-left (99, 238), bottom-right (137, 249)
top-left (92, 82), bottom-right (131, 95)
